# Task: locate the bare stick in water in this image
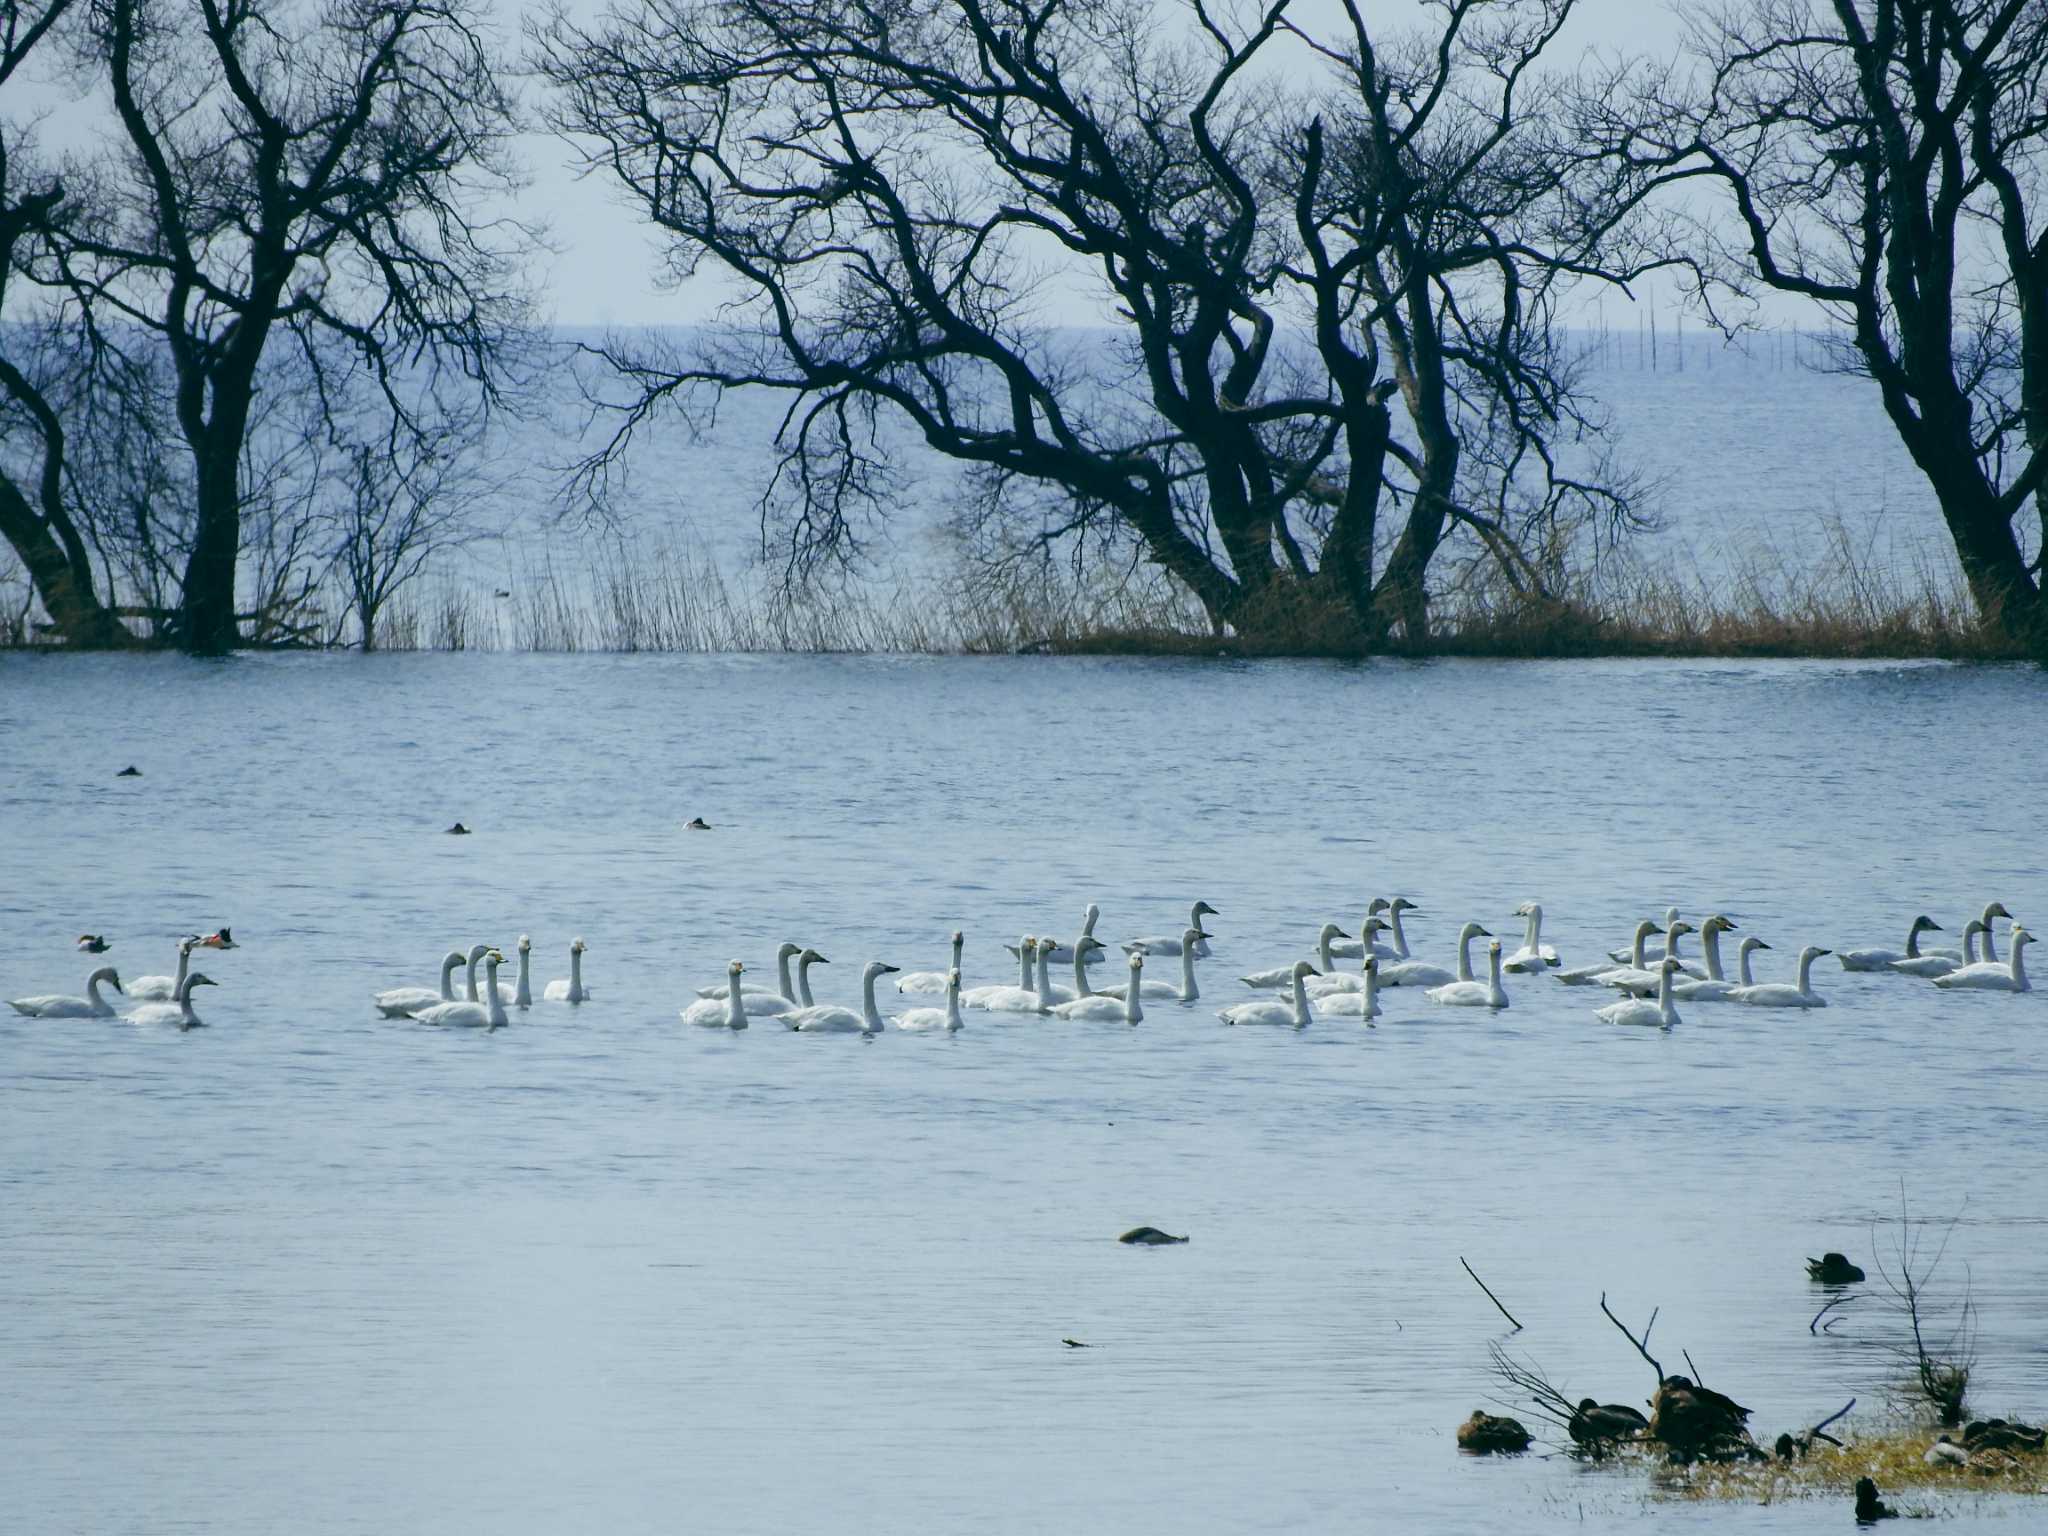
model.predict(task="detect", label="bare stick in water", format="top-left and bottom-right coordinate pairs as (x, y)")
top-left (1461, 1257), bottom-right (1523, 1331)
top-left (1600, 1291), bottom-right (1664, 1381)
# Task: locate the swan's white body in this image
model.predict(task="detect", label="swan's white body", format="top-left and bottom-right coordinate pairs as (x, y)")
top-left (1010, 905), bottom-right (1103, 967)
top-left (787, 960), bottom-right (898, 1032)
top-left (412, 954), bottom-right (509, 1027)
top-left (1103, 932), bottom-right (1200, 1001)
top-left (898, 932), bottom-right (965, 994)
top-left (1310, 957), bottom-right (1380, 1020)
top-left (10, 966), bottom-right (125, 1018)
top-left (1597, 959), bottom-right (1682, 1027)
top-left (962, 938), bottom-right (1047, 1012)
top-left (1218, 961), bottom-right (1314, 1027)
top-left (1303, 920), bottom-right (1392, 997)
top-left (1932, 927), bottom-right (2032, 992)
top-left (1599, 920), bottom-right (1697, 996)
top-left (127, 940), bottom-right (197, 1002)
top-left (1503, 903), bottom-right (1561, 973)
top-left (895, 971), bottom-right (964, 1032)
top-left (374, 950), bottom-right (466, 1017)
top-left (1124, 901), bottom-right (1217, 958)
top-left (1055, 955), bottom-right (1145, 1022)
top-left (1560, 920), bottom-right (1656, 985)
top-left (127, 971), bottom-right (216, 1029)
top-left (1380, 922), bottom-right (1489, 989)
top-left (1674, 936), bottom-right (1770, 1002)
top-left (1892, 920), bottom-right (1981, 978)
top-left (1732, 945), bottom-right (1832, 1008)
top-left (543, 939), bottom-right (591, 1003)
top-left (685, 962), bottom-right (750, 1029)
top-left (1840, 915), bottom-right (1943, 971)
top-left (1427, 942), bottom-right (1508, 1009)
top-left (694, 942), bottom-right (801, 1000)
top-left (1243, 924), bottom-right (1344, 989)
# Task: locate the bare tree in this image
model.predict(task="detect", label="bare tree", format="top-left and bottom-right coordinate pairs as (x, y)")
top-left (536, 0), bottom-right (1651, 647)
top-left (14, 0), bottom-right (533, 654)
top-left (1584, 0), bottom-right (2048, 653)
top-left (0, 0), bottom-right (136, 646)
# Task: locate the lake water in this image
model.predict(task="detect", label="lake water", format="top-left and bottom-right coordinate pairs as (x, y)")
top-left (3, 650), bottom-right (2046, 1532)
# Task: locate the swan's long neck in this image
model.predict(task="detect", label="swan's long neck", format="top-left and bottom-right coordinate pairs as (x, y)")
top-left (1738, 943), bottom-right (1759, 987)
top-left (464, 951), bottom-right (484, 1001)
top-left (173, 946), bottom-right (191, 992)
top-left (1904, 920), bottom-right (1924, 959)
top-left (486, 962), bottom-right (508, 1026)
top-left (1364, 964), bottom-right (1378, 1018)
top-left (1034, 946), bottom-right (1054, 1009)
top-left (569, 948), bottom-right (584, 998)
top-left (1390, 906), bottom-right (1411, 959)
top-left (1073, 950), bottom-right (1094, 998)
top-left (1630, 928), bottom-right (1649, 969)
top-left (797, 958), bottom-right (817, 1007)
top-left (1965, 926), bottom-right (1980, 964)
top-left (1317, 929), bottom-right (1336, 971)
top-left (88, 971), bottom-right (114, 1011)
top-left (726, 970), bottom-right (745, 1026)
top-left (1796, 950), bottom-right (1817, 993)
top-left (1289, 969), bottom-right (1310, 1026)
top-left (1661, 923), bottom-right (1685, 962)
top-left (1082, 907), bottom-right (1100, 938)
top-left (176, 973), bottom-right (200, 1022)
top-left (2010, 941), bottom-right (2029, 989)
top-left (1457, 928), bottom-right (1477, 982)
top-left (1016, 945), bottom-right (1033, 988)
top-left (777, 949), bottom-right (797, 1002)
top-left (514, 947), bottom-right (532, 1006)
top-left (1179, 946), bottom-right (1198, 1002)
top-left (1124, 972), bottom-right (1143, 1025)
top-left (1488, 947), bottom-right (1504, 1004)
top-left (438, 952), bottom-right (463, 1001)
top-left (950, 935), bottom-right (964, 971)
top-left (1702, 925), bottom-right (1726, 981)
top-left (861, 970), bottom-right (884, 1032)
top-left (1520, 909), bottom-right (1539, 953)
top-left (1983, 924), bottom-right (2000, 963)
top-left (1657, 966), bottom-right (1675, 1019)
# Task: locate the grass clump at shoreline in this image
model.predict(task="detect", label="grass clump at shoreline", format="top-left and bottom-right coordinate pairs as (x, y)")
top-left (1655, 1423), bottom-right (2048, 1508)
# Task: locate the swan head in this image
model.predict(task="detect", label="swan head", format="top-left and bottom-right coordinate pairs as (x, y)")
top-left (1082, 903), bottom-right (1101, 925)
top-left (1986, 901), bottom-right (2013, 920)
top-left (1910, 916), bottom-right (1942, 934)
top-left (1659, 957), bottom-right (1683, 974)
top-left (1019, 935), bottom-right (1037, 953)
top-left (863, 961), bottom-right (900, 981)
top-left (1292, 960), bottom-right (1318, 978)
top-left (1318, 922), bottom-right (1344, 942)
top-left (517, 935), bottom-right (531, 952)
top-left (178, 936), bottom-right (200, 954)
top-left (1079, 937), bottom-right (1108, 954)
top-left (484, 948), bottom-right (505, 967)
top-left (727, 960), bottom-right (745, 976)
top-left (1361, 915), bottom-right (1389, 938)
top-left (571, 937), bottom-right (588, 953)
top-left (1393, 897), bottom-right (1417, 912)
top-left (776, 942), bottom-right (802, 961)
top-left (1180, 927), bottom-right (1202, 947)
top-left (1800, 946), bottom-right (1832, 962)
top-left (89, 967), bottom-right (124, 990)
top-left (1128, 952), bottom-right (1144, 972)
top-left (184, 973), bottom-right (218, 990)
top-left (1667, 919), bottom-right (1696, 937)
top-left (1740, 936), bottom-right (1771, 953)
top-left (950, 930), bottom-right (964, 944)
top-left (1631, 920), bottom-right (1657, 940)
top-left (800, 948), bottom-right (828, 966)
top-left (1367, 897), bottom-right (1389, 915)
top-left (1461, 923), bottom-right (1493, 940)
top-left (1661, 907), bottom-right (1680, 926)
top-left (1512, 901), bottom-right (1533, 917)
top-left (1702, 914), bottom-right (1736, 934)
top-left (1486, 941), bottom-right (1503, 958)
top-left (467, 943), bottom-right (491, 964)
top-left (1193, 901), bottom-right (1219, 918)
top-left (2013, 926), bottom-right (2035, 949)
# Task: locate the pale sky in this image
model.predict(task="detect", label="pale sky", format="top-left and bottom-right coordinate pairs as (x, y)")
top-left (534, 0), bottom-right (1701, 324)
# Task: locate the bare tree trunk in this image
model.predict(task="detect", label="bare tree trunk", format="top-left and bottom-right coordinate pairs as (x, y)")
top-left (0, 476), bottom-right (130, 645)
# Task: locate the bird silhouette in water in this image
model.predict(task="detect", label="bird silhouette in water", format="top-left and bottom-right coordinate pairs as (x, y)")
top-left (198, 928), bottom-right (237, 950)
top-left (1062, 1338), bottom-right (1091, 1349)
top-left (116, 765), bottom-right (141, 777)
top-left (687, 817), bottom-right (711, 830)
top-left (1118, 1227), bottom-right (1187, 1245)
top-left (76, 935), bottom-right (111, 953)
top-left (447, 822), bottom-right (471, 835)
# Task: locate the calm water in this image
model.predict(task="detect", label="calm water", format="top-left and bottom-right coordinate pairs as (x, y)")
top-left (3, 651), bottom-right (2046, 1532)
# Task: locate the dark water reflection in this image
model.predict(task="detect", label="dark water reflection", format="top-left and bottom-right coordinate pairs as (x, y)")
top-left (2, 652), bottom-right (2045, 1531)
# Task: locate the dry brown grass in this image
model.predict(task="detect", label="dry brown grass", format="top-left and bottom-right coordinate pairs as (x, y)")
top-left (1656, 1427), bottom-right (2048, 1508)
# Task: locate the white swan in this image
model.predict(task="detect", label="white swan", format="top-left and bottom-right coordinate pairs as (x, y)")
top-left (374, 950), bottom-right (467, 1017)
top-left (411, 952), bottom-right (510, 1027)
top-left (1380, 922), bottom-right (1490, 989)
top-left (1010, 905), bottom-right (1104, 967)
top-left (1123, 901), bottom-right (1218, 957)
top-left (962, 937), bottom-right (1044, 1011)
top-left (1304, 920), bottom-right (1391, 997)
top-left (1732, 945), bottom-right (1832, 1008)
top-left (1310, 955), bottom-right (1380, 1021)
top-left (1611, 908), bottom-right (1680, 963)
top-left (1055, 954), bottom-right (1146, 1022)
top-left (543, 938), bottom-right (591, 1003)
top-left (1597, 957), bottom-right (1682, 1027)
top-left (1892, 920), bottom-right (1982, 978)
top-left (1932, 926), bottom-right (2032, 992)
top-left (1674, 935), bottom-right (1770, 1002)
top-left (1599, 919), bottom-right (1698, 995)
top-left (1930, 900), bottom-right (2013, 963)
top-left (787, 960), bottom-right (899, 1032)
top-left (1217, 960), bottom-right (1315, 1027)
top-left (1840, 915), bottom-right (1944, 971)
top-left (1427, 941), bottom-right (1508, 1009)
top-left (683, 961), bottom-right (750, 1029)
top-left (1560, 920), bottom-right (1655, 985)
top-left (1243, 923), bottom-right (1348, 988)
top-left (127, 938), bottom-right (199, 1002)
top-left (895, 970), bottom-right (964, 1032)
top-left (694, 941), bottom-right (801, 1000)
top-left (509, 935), bottom-right (533, 1007)
top-left (1101, 930), bottom-right (1201, 1002)
top-left (10, 966), bottom-right (125, 1018)
top-left (1503, 902), bottom-right (1561, 973)
top-left (898, 931), bottom-right (965, 994)
top-left (1330, 897), bottom-right (1416, 960)
top-left (450, 943), bottom-right (496, 1003)
top-left (687, 946), bottom-right (809, 1018)
top-left (128, 971), bottom-right (217, 1029)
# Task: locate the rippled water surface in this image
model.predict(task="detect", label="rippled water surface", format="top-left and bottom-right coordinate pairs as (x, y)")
top-left (4, 652), bottom-right (2046, 1532)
